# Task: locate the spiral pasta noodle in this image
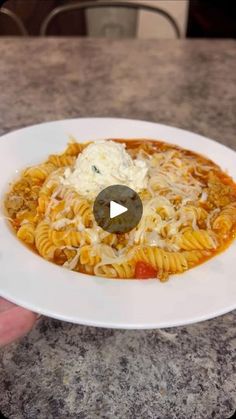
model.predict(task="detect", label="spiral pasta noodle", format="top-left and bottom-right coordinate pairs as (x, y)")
top-left (95, 262), bottom-right (135, 279)
top-left (177, 229), bottom-right (217, 250)
top-left (71, 198), bottom-right (93, 226)
top-left (133, 246), bottom-right (188, 274)
top-left (64, 141), bottom-right (91, 157)
top-left (213, 203), bottom-right (236, 234)
top-left (48, 154), bottom-right (76, 167)
top-left (17, 222), bottom-right (35, 245)
top-left (35, 222), bottom-right (57, 260)
top-left (24, 163), bottom-right (55, 182)
top-left (80, 245), bottom-right (101, 265)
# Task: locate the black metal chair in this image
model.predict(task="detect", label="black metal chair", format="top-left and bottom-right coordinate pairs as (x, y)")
top-left (0, 7), bottom-right (28, 36)
top-left (40, 0), bottom-right (181, 38)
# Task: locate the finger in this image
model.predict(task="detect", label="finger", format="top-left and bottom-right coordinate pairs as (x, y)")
top-left (0, 297), bottom-right (16, 313)
top-left (0, 306), bottom-right (37, 347)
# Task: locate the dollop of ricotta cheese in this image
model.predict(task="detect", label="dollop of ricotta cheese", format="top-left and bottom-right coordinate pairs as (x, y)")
top-left (61, 140), bottom-right (148, 198)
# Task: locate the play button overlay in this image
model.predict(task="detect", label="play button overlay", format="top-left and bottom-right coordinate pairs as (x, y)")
top-left (93, 185), bottom-right (143, 234)
top-left (110, 201), bottom-right (127, 218)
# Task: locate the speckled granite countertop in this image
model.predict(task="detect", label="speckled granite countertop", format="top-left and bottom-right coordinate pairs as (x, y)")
top-left (0, 38), bottom-right (235, 419)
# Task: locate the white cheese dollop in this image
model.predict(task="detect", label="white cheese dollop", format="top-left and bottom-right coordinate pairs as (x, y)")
top-left (61, 140), bottom-right (148, 198)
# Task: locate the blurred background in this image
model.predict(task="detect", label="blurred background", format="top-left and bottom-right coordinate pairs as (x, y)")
top-left (0, 0), bottom-right (235, 39)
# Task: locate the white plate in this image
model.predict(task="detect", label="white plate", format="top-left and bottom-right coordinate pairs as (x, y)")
top-left (0, 118), bottom-right (236, 329)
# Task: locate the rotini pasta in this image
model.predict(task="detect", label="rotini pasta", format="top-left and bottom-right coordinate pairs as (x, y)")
top-left (94, 262), bottom-right (135, 279)
top-left (64, 140), bottom-right (91, 156)
top-left (24, 162), bottom-right (55, 182)
top-left (213, 203), bottom-right (236, 234)
top-left (80, 245), bottom-right (101, 265)
top-left (17, 222), bottom-right (35, 245)
top-left (133, 246), bottom-right (188, 274)
top-left (4, 138), bottom-right (236, 281)
top-left (177, 229), bottom-right (217, 250)
top-left (48, 154), bottom-right (76, 167)
top-left (35, 221), bottom-right (57, 260)
top-left (71, 197), bottom-right (93, 226)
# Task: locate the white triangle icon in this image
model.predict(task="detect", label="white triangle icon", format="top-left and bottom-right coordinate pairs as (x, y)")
top-left (110, 201), bottom-right (128, 219)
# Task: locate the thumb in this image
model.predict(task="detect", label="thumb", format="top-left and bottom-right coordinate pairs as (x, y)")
top-left (0, 306), bottom-right (37, 347)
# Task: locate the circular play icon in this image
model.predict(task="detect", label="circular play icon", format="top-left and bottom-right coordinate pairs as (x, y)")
top-left (93, 185), bottom-right (143, 234)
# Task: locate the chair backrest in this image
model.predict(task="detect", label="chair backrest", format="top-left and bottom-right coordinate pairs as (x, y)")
top-left (40, 1), bottom-right (181, 39)
top-left (0, 7), bottom-right (28, 36)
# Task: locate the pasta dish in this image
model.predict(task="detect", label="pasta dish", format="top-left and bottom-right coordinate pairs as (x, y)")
top-left (4, 138), bottom-right (236, 281)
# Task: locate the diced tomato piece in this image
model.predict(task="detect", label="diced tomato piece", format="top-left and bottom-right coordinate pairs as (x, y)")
top-left (135, 261), bottom-right (157, 279)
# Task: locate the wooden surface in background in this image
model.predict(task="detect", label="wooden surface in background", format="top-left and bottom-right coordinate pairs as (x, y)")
top-left (0, 0), bottom-right (88, 35)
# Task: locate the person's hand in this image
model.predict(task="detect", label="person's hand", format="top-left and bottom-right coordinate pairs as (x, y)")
top-left (0, 297), bottom-right (37, 347)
